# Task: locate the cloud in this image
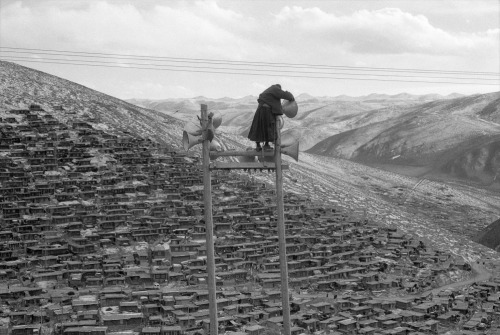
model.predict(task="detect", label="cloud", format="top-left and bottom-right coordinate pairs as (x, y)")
top-left (272, 6), bottom-right (499, 56)
top-left (0, 1), bottom-right (497, 99)
top-left (0, 0), bottom-right (255, 59)
top-left (1, 1), bottom-right (496, 61)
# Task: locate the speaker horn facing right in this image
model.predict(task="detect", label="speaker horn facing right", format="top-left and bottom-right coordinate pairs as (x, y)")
top-left (281, 141), bottom-right (299, 162)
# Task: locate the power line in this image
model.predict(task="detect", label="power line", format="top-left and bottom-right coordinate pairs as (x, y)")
top-left (1, 46), bottom-right (499, 77)
top-left (1, 54), bottom-right (497, 83)
top-left (2, 56), bottom-right (498, 86)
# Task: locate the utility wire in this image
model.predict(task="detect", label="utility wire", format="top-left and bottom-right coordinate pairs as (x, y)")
top-left (1, 54), bottom-right (497, 83)
top-left (2, 56), bottom-right (498, 87)
top-left (3, 56), bottom-right (498, 86)
top-left (1, 46), bottom-right (499, 77)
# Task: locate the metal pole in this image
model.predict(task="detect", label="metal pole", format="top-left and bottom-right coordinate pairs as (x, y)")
top-left (275, 115), bottom-right (291, 335)
top-left (201, 104), bottom-right (218, 334)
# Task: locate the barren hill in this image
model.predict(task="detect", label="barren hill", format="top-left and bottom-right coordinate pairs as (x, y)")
top-left (0, 61), bottom-right (184, 148)
top-left (306, 92), bottom-right (500, 188)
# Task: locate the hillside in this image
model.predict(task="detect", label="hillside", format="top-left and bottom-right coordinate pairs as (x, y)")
top-left (2, 60), bottom-right (500, 260)
top-left (306, 92), bottom-right (500, 188)
top-left (0, 61), bottom-right (184, 148)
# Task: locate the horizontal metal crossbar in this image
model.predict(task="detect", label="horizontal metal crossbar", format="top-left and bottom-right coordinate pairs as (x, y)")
top-left (210, 149), bottom-right (275, 157)
top-left (209, 162), bottom-right (289, 170)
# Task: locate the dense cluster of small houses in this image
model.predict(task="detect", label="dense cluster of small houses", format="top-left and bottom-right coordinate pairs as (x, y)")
top-left (0, 104), bottom-right (499, 335)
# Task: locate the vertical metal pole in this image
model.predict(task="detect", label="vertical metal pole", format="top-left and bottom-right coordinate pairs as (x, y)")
top-left (275, 115), bottom-right (291, 335)
top-left (201, 104), bottom-right (218, 334)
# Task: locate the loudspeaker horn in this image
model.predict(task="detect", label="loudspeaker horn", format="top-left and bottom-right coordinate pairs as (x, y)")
top-left (282, 100), bottom-right (298, 118)
top-left (209, 139), bottom-right (222, 161)
top-left (183, 122), bottom-right (202, 136)
top-left (281, 141), bottom-right (299, 162)
top-left (182, 130), bottom-right (202, 151)
top-left (212, 112), bottom-right (222, 129)
top-left (281, 129), bottom-right (301, 148)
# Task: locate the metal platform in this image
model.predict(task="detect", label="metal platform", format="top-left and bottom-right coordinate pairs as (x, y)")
top-left (209, 161), bottom-right (289, 170)
top-left (209, 149), bottom-right (275, 157)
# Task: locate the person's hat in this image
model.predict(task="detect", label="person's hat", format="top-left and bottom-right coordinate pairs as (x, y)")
top-left (282, 100), bottom-right (298, 118)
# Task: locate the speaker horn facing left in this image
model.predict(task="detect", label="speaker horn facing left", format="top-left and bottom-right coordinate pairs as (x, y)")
top-left (182, 131), bottom-right (202, 151)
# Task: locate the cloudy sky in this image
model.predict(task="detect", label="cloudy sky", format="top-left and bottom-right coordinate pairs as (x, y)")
top-left (0, 0), bottom-right (499, 99)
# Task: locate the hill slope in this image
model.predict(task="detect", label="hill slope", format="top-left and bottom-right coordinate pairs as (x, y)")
top-left (0, 61), bottom-right (184, 147)
top-left (306, 92), bottom-right (500, 188)
top-left (2, 60), bottom-right (499, 259)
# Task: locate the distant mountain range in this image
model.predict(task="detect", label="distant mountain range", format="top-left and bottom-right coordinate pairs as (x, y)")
top-left (127, 92), bottom-right (469, 151)
top-left (129, 91), bottom-right (465, 106)
top-left (129, 90), bottom-right (500, 189)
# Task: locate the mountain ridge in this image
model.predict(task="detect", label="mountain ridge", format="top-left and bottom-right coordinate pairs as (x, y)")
top-left (127, 91), bottom-right (471, 153)
top-left (129, 91), bottom-right (468, 103)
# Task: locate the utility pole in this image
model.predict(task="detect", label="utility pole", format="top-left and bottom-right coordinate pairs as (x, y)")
top-left (191, 104), bottom-right (297, 335)
top-left (201, 104), bottom-right (218, 335)
top-left (274, 115), bottom-right (291, 335)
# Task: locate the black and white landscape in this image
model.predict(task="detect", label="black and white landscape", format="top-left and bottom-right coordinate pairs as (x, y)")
top-left (129, 89), bottom-right (500, 254)
top-left (1, 1), bottom-right (499, 334)
top-left (1, 58), bottom-right (500, 334)
top-left (2, 59), bottom-right (500, 260)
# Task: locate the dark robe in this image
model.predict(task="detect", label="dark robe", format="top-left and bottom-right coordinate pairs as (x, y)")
top-left (248, 85), bottom-right (294, 143)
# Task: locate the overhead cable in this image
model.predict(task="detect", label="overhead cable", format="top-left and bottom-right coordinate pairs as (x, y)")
top-left (1, 46), bottom-right (498, 77)
top-left (2, 56), bottom-right (498, 86)
top-left (1, 54), bottom-right (498, 83)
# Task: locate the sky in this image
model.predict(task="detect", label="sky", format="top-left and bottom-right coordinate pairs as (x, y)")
top-left (0, 0), bottom-right (499, 99)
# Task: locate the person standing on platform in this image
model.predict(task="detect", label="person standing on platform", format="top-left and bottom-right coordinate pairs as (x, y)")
top-left (248, 84), bottom-right (294, 151)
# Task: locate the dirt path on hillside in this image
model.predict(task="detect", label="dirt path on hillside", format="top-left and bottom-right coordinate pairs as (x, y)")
top-left (426, 262), bottom-right (492, 295)
top-left (289, 262), bottom-right (493, 304)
